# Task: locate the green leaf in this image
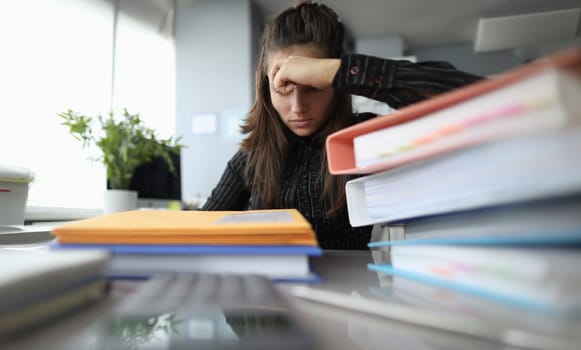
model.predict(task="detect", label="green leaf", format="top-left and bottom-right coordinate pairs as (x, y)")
top-left (58, 108), bottom-right (185, 190)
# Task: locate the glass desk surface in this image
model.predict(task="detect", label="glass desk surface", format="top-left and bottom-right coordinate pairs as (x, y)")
top-left (2, 249), bottom-right (580, 350)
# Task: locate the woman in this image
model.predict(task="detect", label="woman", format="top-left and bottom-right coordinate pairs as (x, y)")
top-left (202, 2), bottom-right (482, 249)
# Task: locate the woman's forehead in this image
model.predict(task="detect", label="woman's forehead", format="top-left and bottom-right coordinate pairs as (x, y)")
top-left (266, 44), bottom-right (327, 69)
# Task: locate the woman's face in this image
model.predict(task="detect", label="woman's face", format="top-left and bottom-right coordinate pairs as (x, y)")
top-left (267, 45), bottom-right (335, 137)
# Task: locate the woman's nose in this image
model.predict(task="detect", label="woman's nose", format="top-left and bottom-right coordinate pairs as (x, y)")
top-left (290, 86), bottom-right (307, 113)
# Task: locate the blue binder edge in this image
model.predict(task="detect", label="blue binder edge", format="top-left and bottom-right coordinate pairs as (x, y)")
top-left (367, 263), bottom-right (580, 317)
top-left (368, 230), bottom-right (581, 248)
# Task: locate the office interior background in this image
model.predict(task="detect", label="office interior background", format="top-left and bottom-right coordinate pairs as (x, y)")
top-left (0, 0), bottom-right (579, 212)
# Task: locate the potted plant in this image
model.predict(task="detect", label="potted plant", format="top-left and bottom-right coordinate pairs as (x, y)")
top-left (59, 108), bottom-right (184, 213)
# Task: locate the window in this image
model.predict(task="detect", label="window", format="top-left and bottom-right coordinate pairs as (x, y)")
top-left (0, 0), bottom-right (175, 210)
top-left (114, 10), bottom-right (176, 139)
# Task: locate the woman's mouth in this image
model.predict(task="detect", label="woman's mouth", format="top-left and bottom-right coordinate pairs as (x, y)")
top-left (289, 119), bottom-right (313, 128)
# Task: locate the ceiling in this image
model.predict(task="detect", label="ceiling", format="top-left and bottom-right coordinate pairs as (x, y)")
top-left (252, 0), bottom-right (581, 50)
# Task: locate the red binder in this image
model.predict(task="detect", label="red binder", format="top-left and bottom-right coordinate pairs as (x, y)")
top-left (326, 47), bottom-right (581, 175)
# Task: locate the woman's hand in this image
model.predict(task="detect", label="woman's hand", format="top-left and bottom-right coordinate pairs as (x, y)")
top-left (269, 56), bottom-right (340, 94)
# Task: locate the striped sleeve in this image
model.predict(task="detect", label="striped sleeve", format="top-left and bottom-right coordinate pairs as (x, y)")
top-left (332, 53), bottom-right (483, 109)
top-left (201, 150), bottom-right (251, 210)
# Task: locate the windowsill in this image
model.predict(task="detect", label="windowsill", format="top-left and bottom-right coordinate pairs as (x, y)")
top-left (24, 205), bottom-right (103, 224)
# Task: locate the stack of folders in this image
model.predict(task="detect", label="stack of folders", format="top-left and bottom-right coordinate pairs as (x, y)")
top-left (326, 47), bottom-right (581, 317)
top-left (0, 250), bottom-right (109, 339)
top-left (50, 209), bottom-right (322, 282)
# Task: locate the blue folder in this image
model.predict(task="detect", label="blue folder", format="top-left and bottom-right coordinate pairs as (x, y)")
top-left (368, 263), bottom-right (581, 317)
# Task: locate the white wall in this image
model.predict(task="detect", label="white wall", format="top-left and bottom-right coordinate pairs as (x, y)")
top-left (355, 36), bottom-right (405, 58)
top-left (175, 0), bottom-right (258, 205)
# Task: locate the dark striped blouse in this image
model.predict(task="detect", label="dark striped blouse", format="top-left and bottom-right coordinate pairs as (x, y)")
top-left (202, 54), bottom-right (482, 250)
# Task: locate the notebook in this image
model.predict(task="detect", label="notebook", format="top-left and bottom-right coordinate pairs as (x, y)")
top-left (0, 250), bottom-right (109, 337)
top-left (50, 209), bottom-right (321, 281)
top-left (52, 209), bottom-right (318, 245)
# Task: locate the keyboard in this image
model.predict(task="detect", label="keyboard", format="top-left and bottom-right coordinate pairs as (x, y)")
top-left (121, 273), bottom-right (289, 312)
top-left (96, 273), bottom-right (316, 350)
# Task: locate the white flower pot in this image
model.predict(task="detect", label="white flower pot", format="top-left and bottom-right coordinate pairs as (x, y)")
top-left (103, 189), bottom-right (137, 214)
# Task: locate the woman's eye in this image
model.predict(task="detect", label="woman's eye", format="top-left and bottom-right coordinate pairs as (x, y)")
top-left (273, 89), bottom-right (289, 96)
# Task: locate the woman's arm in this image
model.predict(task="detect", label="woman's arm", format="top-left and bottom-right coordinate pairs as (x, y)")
top-left (333, 54), bottom-right (483, 108)
top-left (269, 56), bottom-right (340, 94)
top-left (201, 150), bottom-right (251, 210)
top-left (270, 53), bottom-right (483, 109)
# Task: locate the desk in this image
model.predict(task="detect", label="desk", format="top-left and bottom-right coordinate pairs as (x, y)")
top-left (3, 249), bottom-right (580, 350)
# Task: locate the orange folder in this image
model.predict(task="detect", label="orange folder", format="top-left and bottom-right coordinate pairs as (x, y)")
top-left (326, 47), bottom-right (581, 175)
top-left (52, 209), bottom-right (318, 246)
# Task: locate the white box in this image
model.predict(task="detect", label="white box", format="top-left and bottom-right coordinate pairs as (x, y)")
top-left (0, 165), bottom-right (34, 226)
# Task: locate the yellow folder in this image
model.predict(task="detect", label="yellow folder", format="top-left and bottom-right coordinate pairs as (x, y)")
top-left (52, 209), bottom-right (318, 246)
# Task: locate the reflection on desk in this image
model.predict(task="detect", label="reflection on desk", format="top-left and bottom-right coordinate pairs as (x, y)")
top-left (2, 250), bottom-right (580, 350)
top-left (92, 273), bottom-right (316, 350)
top-left (374, 276), bottom-right (581, 337)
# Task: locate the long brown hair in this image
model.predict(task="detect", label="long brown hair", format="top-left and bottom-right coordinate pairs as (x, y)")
top-left (241, 2), bottom-right (352, 216)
